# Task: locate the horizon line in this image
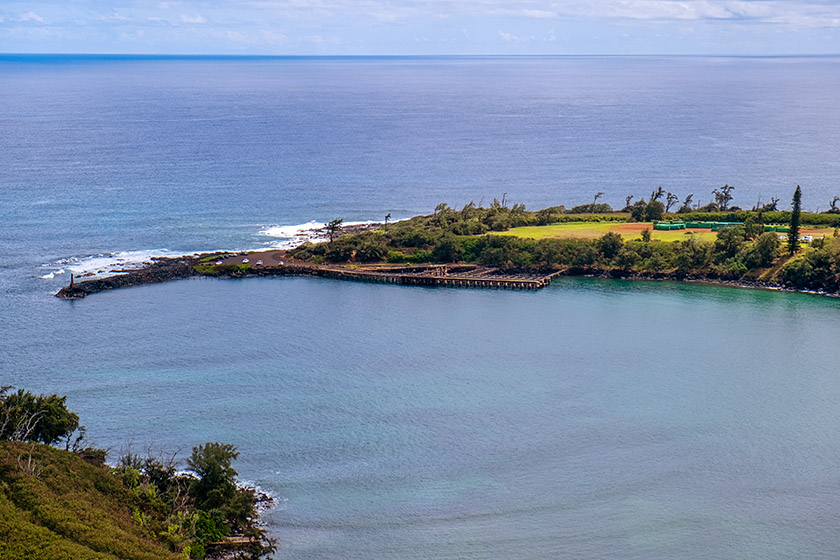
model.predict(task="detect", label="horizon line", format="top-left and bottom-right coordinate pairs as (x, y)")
top-left (2, 52), bottom-right (840, 59)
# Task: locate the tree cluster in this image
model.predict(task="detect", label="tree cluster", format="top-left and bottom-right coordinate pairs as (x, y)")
top-left (294, 213), bottom-right (793, 280)
top-left (117, 443), bottom-right (275, 559)
top-left (1, 388), bottom-right (275, 560)
top-left (1, 386), bottom-right (80, 447)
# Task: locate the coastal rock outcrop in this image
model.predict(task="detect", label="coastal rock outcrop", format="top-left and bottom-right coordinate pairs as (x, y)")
top-left (56, 258), bottom-right (198, 298)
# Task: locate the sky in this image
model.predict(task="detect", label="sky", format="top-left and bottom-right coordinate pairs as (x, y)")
top-left (0, 1), bottom-right (839, 55)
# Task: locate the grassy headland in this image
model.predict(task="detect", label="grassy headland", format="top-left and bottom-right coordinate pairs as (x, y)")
top-left (288, 200), bottom-right (840, 293)
top-left (54, 192), bottom-right (840, 298)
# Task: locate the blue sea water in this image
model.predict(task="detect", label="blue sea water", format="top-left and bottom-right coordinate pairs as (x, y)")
top-left (3, 55), bottom-right (840, 558)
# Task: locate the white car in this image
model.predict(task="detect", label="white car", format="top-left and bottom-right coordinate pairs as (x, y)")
top-left (242, 258), bottom-right (250, 263)
top-left (256, 260), bottom-right (263, 265)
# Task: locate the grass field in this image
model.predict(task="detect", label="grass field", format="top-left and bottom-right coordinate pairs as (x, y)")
top-left (498, 222), bottom-right (721, 242)
top-left (500, 222), bottom-right (835, 243)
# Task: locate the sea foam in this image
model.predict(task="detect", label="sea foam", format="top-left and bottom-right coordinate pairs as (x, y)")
top-left (42, 219), bottom-right (383, 280)
top-left (259, 220), bottom-right (381, 249)
top-left (259, 220), bottom-right (326, 249)
top-left (55, 250), bottom-right (203, 280)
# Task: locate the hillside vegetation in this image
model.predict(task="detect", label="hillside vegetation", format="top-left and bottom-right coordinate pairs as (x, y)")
top-left (0, 441), bottom-right (182, 560)
top-left (0, 388), bottom-right (275, 559)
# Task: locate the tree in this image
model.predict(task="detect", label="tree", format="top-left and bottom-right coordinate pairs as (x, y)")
top-left (432, 235), bottom-right (465, 262)
top-left (629, 199), bottom-right (647, 222)
top-left (665, 192), bottom-right (679, 213)
top-left (592, 192), bottom-right (604, 212)
top-left (677, 194), bottom-right (694, 213)
top-left (714, 226), bottom-right (746, 259)
top-left (829, 197), bottom-right (840, 214)
top-left (188, 442), bottom-right (240, 512)
top-left (624, 195), bottom-right (634, 210)
top-left (745, 232), bottom-right (780, 268)
top-left (325, 218), bottom-right (343, 242)
top-left (628, 198), bottom-right (663, 222)
top-left (789, 185), bottom-right (802, 255)
top-left (763, 197), bottom-right (779, 211)
top-left (644, 200), bottom-right (665, 222)
top-left (535, 208), bottom-right (555, 225)
top-left (651, 186), bottom-right (665, 202)
top-left (384, 213), bottom-right (391, 226)
top-left (597, 232), bottom-right (624, 259)
top-left (675, 234), bottom-right (711, 272)
top-left (713, 184), bottom-right (735, 211)
top-left (0, 387), bottom-right (79, 445)
top-left (460, 201), bottom-right (477, 220)
top-left (742, 215), bottom-right (761, 240)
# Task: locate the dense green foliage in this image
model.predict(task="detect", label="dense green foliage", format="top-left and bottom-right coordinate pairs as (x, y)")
top-left (1, 387), bottom-right (79, 446)
top-left (117, 443), bottom-right (275, 559)
top-left (629, 199), bottom-right (665, 222)
top-left (1, 390), bottom-right (275, 560)
top-left (290, 201), bottom-right (840, 292)
top-left (780, 238), bottom-right (840, 290)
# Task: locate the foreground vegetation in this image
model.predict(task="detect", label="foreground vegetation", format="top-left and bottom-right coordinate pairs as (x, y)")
top-left (289, 190), bottom-right (840, 293)
top-left (0, 387), bottom-right (275, 560)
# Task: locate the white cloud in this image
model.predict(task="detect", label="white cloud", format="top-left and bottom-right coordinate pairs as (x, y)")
top-left (180, 13), bottom-right (207, 24)
top-left (119, 29), bottom-right (146, 41)
top-left (2, 0), bottom-right (839, 54)
top-left (231, 0), bottom-right (840, 28)
top-left (19, 11), bottom-right (44, 23)
top-left (497, 29), bottom-right (540, 43)
top-left (259, 29), bottom-right (288, 43)
top-left (100, 13), bottom-right (131, 22)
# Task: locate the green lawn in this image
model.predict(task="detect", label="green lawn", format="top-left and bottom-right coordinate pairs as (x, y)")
top-left (498, 222), bottom-right (721, 242)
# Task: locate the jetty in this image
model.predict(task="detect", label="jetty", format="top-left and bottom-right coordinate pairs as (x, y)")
top-left (55, 250), bottom-right (566, 298)
top-left (293, 263), bottom-right (564, 290)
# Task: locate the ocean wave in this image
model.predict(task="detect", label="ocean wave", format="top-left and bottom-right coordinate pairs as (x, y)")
top-left (259, 220), bottom-right (326, 249)
top-left (42, 218), bottom-right (387, 281)
top-left (53, 250), bottom-right (205, 280)
top-left (39, 268), bottom-right (65, 279)
top-left (258, 219), bottom-right (381, 249)
top-left (236, 478), bottom-right (285, 512)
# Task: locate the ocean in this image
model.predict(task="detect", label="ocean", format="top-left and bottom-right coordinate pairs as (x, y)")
top-left (2, 55), bottom-right (840, 558)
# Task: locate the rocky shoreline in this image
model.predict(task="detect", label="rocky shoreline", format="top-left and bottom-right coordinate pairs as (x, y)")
top-left (561, 266), bottom-right (840, 298)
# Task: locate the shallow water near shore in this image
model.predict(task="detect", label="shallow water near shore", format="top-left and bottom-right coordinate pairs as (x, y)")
top-left (6, 276), bottom-right (840, 558)
top-left (3, 55), bottom-right (840, 558)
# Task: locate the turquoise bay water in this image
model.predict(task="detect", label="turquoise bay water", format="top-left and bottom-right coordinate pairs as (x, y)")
top-left (6, 276), bottom-right (840, 558)
top-left (3, 56), bottom-right (840, 557)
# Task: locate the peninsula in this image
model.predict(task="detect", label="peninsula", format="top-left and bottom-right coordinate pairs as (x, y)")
top-left (56, 195), bottom-right (840, 299)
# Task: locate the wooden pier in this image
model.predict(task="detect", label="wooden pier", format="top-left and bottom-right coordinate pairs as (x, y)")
top-left (280, 263), bottom-right (565, 290)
